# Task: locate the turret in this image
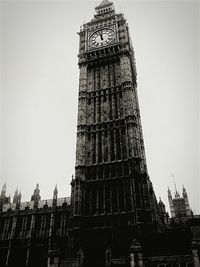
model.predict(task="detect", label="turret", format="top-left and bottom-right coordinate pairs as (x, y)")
top-left (0, 183), bottom-right (10, 210)
top-left (168, 185), bottom-right (192, 218)
top-left (13, 188), bottom-right (18, 203)
top-left (168, 188), bottom-right (175, 217)
top-left (13, 188), bottom-right (22, 207)
top-left (0, 183), bottom-right (6, 198)
top-left (182, 185), bottom-right (191, 215)
top-left (18, 191), bottom-right (22, 202)
top-left (158, 198), bottom-right (166, 213)
top-left (31, 183), bottom-right (41, 208)
top-left (53, 185), bottom-right (58, 207)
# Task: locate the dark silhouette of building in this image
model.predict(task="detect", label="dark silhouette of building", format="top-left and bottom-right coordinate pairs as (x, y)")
top-left (0, 1), bottom-right (199, 266)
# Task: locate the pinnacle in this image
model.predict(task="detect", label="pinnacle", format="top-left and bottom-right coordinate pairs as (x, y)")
top-left (97, 0), bottom-right (112, 7)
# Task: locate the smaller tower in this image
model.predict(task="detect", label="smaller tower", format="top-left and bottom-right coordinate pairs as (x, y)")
top-left (13, 188), bottom-right (18, 203)
top-left (168, 185), bottom-right (191, 218)
top-left (18, 191), bottom-right (22, 202)
top-left (158, 197), bottom-right (166, 213)
top-left (53, 185), bottom-right (58, 207)
top-left (0, 183), bottom-right (6, 198)
top-left (0, 183), bottom-right (10, 210)
top-left (173, 177), bottom-right (180, 198)
top-left (13, 188), bottom-right (22, 208)
top-left (168, 188), bottom-right (175, 217)
top-left (182, 185), bottom-right (191, 216)
top-left (31, 183), bottom-right (41, 208)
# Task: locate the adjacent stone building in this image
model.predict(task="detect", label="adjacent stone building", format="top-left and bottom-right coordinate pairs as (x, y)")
top-left (168, 186), bottom-right (191, 218)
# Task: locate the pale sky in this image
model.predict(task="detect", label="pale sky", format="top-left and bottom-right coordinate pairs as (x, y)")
top-left (0, 0), bottom-right (199, 214)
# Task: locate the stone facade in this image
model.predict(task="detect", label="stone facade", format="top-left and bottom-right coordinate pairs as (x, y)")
top-left (70, 1), bottom-right (162, 265)
top-left (0, 184), bottom-right (72, 267)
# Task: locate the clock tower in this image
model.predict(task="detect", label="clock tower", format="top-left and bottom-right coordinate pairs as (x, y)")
top-left (71, 0), bottom-right (160, 266)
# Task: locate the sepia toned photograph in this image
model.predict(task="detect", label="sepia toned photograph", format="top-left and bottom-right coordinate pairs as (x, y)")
top-left (0, 0), bottom-right (199, 266)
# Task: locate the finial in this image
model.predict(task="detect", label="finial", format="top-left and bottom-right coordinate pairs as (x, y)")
top-left (168, 187), bottom-right (172, 197)
top-left (2, 183), bottom-right (6, 191)
top-left (172, 173), bottom-right (179, 197)
top-left (14, 188), bottom-right (18, 194)
top-left (54, 184), bottom-right (58, 193)
top-left (18, 190), bottom-right (22, 201)
top-left (98, 0), bottom-right (112, 6)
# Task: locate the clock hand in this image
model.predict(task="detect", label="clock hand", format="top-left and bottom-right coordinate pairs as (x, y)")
top-left (100, 30), bottom-right (103, 41)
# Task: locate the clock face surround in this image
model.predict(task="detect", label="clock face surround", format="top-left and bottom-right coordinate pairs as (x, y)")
top-left (89, 28), bottom-right (115, 49)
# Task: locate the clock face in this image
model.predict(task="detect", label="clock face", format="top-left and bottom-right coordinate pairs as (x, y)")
top-left (89, 28), bottom-right (115, 48)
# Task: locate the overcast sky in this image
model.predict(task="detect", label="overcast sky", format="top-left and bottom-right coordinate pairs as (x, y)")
top-left (0, 0), bottom-right (199, 214)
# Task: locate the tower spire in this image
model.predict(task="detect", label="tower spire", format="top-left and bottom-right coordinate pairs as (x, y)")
top-left (182, 185), bottom-right (191, 215)
top-left (53, 184), bottom-right (58, 199)
top-left (1, 183), bottom-right (6, 197)
top-left (53, 185), bottom-right (58, 207)
top-left (31, 183), bottom-right (41, 208)
top-left (172, 174), bottom-right (179, 198)
top-left (98, 0), bottom-right (112, 6)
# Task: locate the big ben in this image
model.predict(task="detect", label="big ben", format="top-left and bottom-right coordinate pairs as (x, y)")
top-left (70, 0), bottom-right (160, 266)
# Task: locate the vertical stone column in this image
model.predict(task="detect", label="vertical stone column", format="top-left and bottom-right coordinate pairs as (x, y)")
top-left (5, 240), bottom-right (11, 266)
top-left (130, 239), bottom-right (143, 267)
top-left (76, 247), bottom-right (84, 267)
top-left (9, 216), bottom-right (16, 239)
top-left (129, 179), bottom-right (135, 216)
top-left (192, 245), bottom-right (200, 267)
top-left (111, 91), bottom-right (116, 120)
top-left (29, 214), bottom-right (35, 238)
top-left (110, 63), bottom-right (114, 87)
top-left (129, 124), bottom-right (135, 158)
top-left (105, 247), bottom-right (112, 267)
top-left (107, 129), bottom-right (111, 162)
top-left (117, 183), bottom-right (120, 213)
top-left (49, 213), bottom-right (54, 242)
top-left (25, 239), bottom-right (31, 266)
top-left (96, 94), bottom-right (99, 123)
top-left (110, 182), bottom-right (112, 214)
top-left (89, 188), bottom-right (92, 215)
top-left (123, 181), bottom-right (127, 211)
top-left (92, 132), bottom-right (96, 164)
top-left (102, 130), bottom-right (105, 163)
top-left (119, 128), bottom-right (123, 160)
top-left (96, 131), bottom-right (99, 164)
top-left (78, 181), bottom-right (82, 215)
top-left (113, 128), bottom-right (117, 162)
top-left (103, 184), bottom-right (106, 215)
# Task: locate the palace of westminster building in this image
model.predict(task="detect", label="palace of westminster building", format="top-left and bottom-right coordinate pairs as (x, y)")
top-left (0, 1), bottom-right (199, 266)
